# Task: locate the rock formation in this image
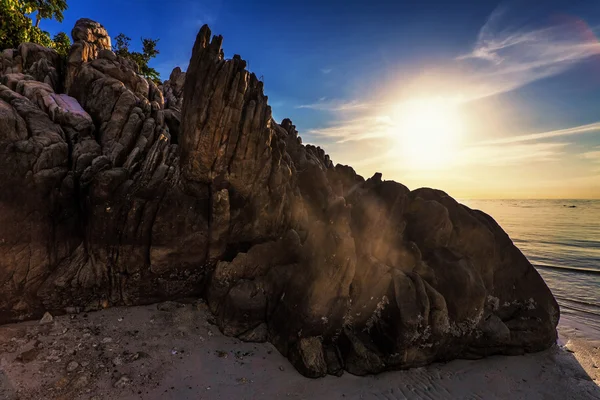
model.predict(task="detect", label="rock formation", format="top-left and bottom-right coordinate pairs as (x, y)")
top-left (0, 19), bottom-right (559, 377)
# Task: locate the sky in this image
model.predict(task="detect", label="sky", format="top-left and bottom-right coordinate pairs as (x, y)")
top-left (39, 0), bottom-right (600, 199)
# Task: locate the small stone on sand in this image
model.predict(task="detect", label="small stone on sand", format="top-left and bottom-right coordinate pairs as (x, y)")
top-left (66, 361), bottom-right (79, 372)
top-left (113, 375), bottom-right (131, 388)
top-left (39, 312), bottom-right (53, 324)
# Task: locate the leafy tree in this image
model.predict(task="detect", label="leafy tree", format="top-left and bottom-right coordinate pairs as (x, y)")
top-left (52, 31), bottom-right (70, 56)
top-left (27, 25), bottom-right (53, 47)
top-left (31, 0), bottom-right (67, 28)
top-left (1, 0), bottom-right (35, 49)
top-left (0, 0), bottom-right (66, 50)
top-left (138, 38), bottom-right (160, 83)
top-left (113, 33), bottom-right (131, 58)
top-left (114, 33), bottom-right (161, 83)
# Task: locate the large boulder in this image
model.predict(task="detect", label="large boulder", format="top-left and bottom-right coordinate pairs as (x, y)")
top-left (0, 20), bottom-right (559, 378)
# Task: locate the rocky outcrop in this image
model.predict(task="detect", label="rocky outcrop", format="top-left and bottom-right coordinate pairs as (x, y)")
top-left (161, 67), bottom-right (185, 143)
top-left (1, 43), bottom-right (62, 91)
top-left (0, 19), bottom-right (559, 377)
top-left (65, 18), bottom-right (112, 93)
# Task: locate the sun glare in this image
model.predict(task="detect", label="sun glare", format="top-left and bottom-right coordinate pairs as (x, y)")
top-left (389, 98), bottom-right (463, 170)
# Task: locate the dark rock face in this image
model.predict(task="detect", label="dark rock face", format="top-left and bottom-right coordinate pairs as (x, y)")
top-left (0, 19), bottom-right (559, 377)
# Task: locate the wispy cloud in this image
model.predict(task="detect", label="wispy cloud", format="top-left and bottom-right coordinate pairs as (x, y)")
top-left (580, 147), bottom-right (600, 161)
top-left (580, 146), bottom-right (600, 171)
top-left (306, 115), bottom-right (393, 142)
top-left (458, 5), bottom-right (600, 99)
top-left (298, 5), bottom-right (600, 144)
top-left (293, 2), bottom-right (600, 189)
top-left (458, 142), bottom-right (569, 167)
top-left (296, 99), bottom-right (385, 112)
top-left (479, 122), bottom-right (600, 145)
top-left (321, 68), bottom-right (333, 74)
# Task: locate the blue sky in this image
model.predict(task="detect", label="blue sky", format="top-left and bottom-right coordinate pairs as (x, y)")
top-left (40, 0), bottom-right (600, 198)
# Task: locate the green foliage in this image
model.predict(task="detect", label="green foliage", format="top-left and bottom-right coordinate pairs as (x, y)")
top-left (31, 0), bottom-right (67, 27)
top-left (114, 33), bottom-right (161, 83)
top-left (1, 0), bottom-right (36, 49)
top-left (113, 33), bottom-right (131, 58)
top-left (28, 25), bottom-right (54, 47)
top-left (138, 38), bottom-right (160, 83)
top-left (0, 0), bottom-right (67, 50)
top-left (52, 31), bottom-right (70, 57)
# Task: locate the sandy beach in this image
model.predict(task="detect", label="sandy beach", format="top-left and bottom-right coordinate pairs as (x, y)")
top-left (0, 301), bottom-right (598, 400)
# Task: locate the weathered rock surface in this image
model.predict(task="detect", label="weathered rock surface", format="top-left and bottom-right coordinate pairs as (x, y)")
top-left (0, 19), bottom-right (559, 377)
top-left (1, 43), bottom-right (63, 91)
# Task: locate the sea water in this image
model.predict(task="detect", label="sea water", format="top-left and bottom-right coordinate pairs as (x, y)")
top-left (463, 199), bottom-right (600, 332)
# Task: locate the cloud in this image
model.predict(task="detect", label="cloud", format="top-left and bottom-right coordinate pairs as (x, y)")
top-left (296, 99), bottom-right (385, 112)
top-left (293, 3), bottom-right (600, 184)
top-left (580, 146), bottom-right (600, 171)
top-left (458, 142), bottom-right (569, 167)
top-left (298, 5), bottom-right (600, 144)
top-left (302, 109), bottom-right (589, 170)
top-left (306, 115), bottom-right (393, 143)
top-left (479, 122), bottom-right (600, 145)
top-left (580, 147), bottom-right (600, 161)
top-left (457, 5), bottom-right (600, 99)
top-left (320, 68), bottom-right (333, 74)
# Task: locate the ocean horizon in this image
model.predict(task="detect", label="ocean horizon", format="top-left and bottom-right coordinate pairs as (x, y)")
top-left (463, 199), bottom-right (600, 332)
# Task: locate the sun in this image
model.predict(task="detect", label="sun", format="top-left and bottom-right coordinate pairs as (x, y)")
top-left (389, 98), bottom-right (463, 170)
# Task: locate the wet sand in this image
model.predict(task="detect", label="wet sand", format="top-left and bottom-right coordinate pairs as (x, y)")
top-left (1, 301), bottom-right (598, 400)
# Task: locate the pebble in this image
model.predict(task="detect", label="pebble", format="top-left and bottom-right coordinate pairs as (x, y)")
top-left (66, 361), bottom-right (79, 372)
top-left (39, 312), bottom-right (53, 325)
top-left (113, 375), bottom-right (131, 388)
